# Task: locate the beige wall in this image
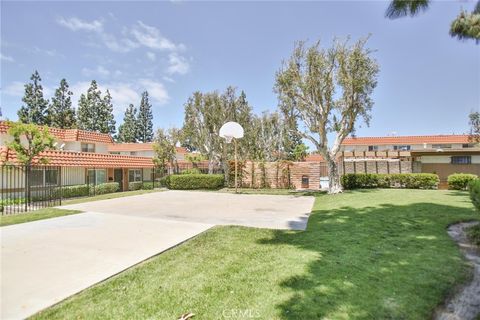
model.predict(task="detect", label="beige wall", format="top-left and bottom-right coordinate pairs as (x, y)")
top-left (420, 155), bottom-right (480, 164)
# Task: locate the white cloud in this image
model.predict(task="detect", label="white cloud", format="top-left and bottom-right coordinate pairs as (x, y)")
top-left (146, 51), bottom-right (156, 61)
top-left (0, 53), bottom-right (14, 62)
top-left (139, 79), bottom-right (169, 105)
top-left (70, 79), bottom-right (168, 114)
top-left (81, 65), bottom-right (111, 78)
top-left (57, 17), bottom-right (103, 32)
top-left (162, 76), bottom-right (175, 83)
top-left (2, 81), bottom-right (24, 96)
top-left (167, 52), bottom-right (190, 75)
top-left (130, 21), bottom-right (183, 52)
top-left (33, 46), bottom-right (63, 58)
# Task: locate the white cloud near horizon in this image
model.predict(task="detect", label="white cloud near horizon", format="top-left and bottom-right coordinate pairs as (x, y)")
top-left (70, 79), bottom-right (169, 115)
top-left (81, 65), bottom-right (111, 78)
top-left (2, 81), bottom-right (24, 96)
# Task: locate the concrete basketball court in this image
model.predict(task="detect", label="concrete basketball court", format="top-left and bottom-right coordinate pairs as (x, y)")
top-left (1, 191), bottom-right (314, 319)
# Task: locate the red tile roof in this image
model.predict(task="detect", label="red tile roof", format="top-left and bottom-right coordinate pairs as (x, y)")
top-left (305, 154), bottom-right (325, 162)
top-left (108, 142), bottom-right (187, 154)
top-left (0, 121), bottom-right (113, 144)
top-left (342, 135), bottom-right (471, 146)
top-left (0, 146), bottom-right (154, 168)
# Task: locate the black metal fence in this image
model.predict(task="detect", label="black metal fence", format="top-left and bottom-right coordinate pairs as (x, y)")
top-left (1, 164), bottom-right (224, 215)
top-left (1, 165), bottom-right (62, 215)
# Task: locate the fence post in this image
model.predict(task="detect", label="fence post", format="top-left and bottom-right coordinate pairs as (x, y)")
top-left (25, 165), bottom-right (29, 212)
top-left (59, 166), bottom-right (62, 206)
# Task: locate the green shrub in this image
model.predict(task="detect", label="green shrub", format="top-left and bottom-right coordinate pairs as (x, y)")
top-left (128, 181), bottom-right (143, 191)
top-left (167, 174), bottom-right (224, 190)
top-left (447, 173), bottom-right (478, 190)
top-left (468, 179), bottom-right (480, 211)
top-left (341, 173), bottom-right (439, 190)
top-left (159, 176), bottom-right (170, 188)
top-left (181, 168), bottom-right (202, 175)
top-left (142, 181), bottom-right (154, 190)
top-left (58, 184), bottom-right (89, 198)
top-left (94, 182), bottom-right (119, 195)
top-left (467, 224), bottom-right (480, 246)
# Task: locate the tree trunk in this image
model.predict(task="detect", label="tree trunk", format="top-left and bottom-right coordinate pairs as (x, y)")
top-left (326, 157), bottom-right (342, 194)
top-left (208, 159), bottom-right (214, 174)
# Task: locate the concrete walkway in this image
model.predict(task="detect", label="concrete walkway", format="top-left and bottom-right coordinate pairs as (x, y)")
top-left (1, 212), bottom-right (212, 320)
top-left (1, 191), bottom-right (314, 319)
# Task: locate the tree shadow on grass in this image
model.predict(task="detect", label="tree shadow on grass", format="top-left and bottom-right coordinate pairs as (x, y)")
top-left (259, 201), bottom-right (478, 319)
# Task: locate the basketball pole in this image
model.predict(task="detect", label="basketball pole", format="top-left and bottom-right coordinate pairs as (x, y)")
top-left (234, 138), bottom-right (238, 194)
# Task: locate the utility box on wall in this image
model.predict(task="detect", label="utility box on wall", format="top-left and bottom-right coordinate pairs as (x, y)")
top-left (301, 175), bottom-right (309, 189)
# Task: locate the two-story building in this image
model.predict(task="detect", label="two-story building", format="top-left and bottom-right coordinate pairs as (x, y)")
top-left (338, 134), bottom-right (480, 186)
top-left (0, 121), bottom-right (157, 191)
top-left (108, 142), bottom-right (187, 160)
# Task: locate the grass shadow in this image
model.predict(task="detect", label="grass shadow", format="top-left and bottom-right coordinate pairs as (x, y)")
top-left (259, 192), bottom-right (478, 319)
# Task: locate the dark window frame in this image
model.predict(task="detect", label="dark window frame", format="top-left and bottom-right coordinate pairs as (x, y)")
top-left (451, 156), bottom-right (471, 164)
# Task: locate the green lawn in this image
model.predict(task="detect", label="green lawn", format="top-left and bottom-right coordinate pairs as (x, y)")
top-left (0, 208), bottom-right (81, 227)
top-left (0, 189), bottom-right (163, 227)
top-left (33, 189), bottom-right (478, 320)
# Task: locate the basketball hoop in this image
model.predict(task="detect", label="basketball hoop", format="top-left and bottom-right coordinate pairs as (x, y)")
top-left (219, 121), bottom-right (244, 143)
top-left (219, 122), bottom-right (244, 193)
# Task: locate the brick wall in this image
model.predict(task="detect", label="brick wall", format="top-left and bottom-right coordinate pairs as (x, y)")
top-left (241, 161), bottom-right (328, 190)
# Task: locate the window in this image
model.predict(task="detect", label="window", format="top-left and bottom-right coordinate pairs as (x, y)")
top-left (87, 169), bottom-right (106, 184)
top-left (451, 156), bottom-right (471, 164)
top-left (393, 145), bottom-right (411, 151)
top-left (81, 143), bottom-right (95, 153)
top-left (130, 151), bottom-right (137, 156)
top-left (432, 144), bottom-right (452, 149)
top-left (129, 169), bottom-right (142, 182)
top-left (463, 143), bottom-right (474, 148)
top-left (30, 168), bottom-right (59, 186)
top-left (110, 152), bottom-right (120, 155)
top-left (368, 145), bottom-right (378, 151)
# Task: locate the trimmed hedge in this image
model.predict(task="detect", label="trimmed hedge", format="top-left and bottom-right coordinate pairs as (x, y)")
top-left (58, 184), bottom-right (89, 198)
top-left (447, 173), bottom-right (478, 190)
top-left (166, 174), bottom-right (224, 190)
top-left (128, 181), bottom-right (155, 191)
top-left (128, 181), bottom-right (143, 191)
top-left (159, 176), bottom-right (170, 188)
top-left (468, 179), bottom-right (480, 211)
top-left (94, 182), bottom-right (119, 195)
top-left (342, 173), bottom-right (439, 190)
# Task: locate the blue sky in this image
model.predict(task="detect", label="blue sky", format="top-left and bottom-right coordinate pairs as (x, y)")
top-left (1, 0), bottom-right (479, 138)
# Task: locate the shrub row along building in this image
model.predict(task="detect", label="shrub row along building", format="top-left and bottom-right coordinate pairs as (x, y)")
top-left (1, 120), bottom-right (479, 191)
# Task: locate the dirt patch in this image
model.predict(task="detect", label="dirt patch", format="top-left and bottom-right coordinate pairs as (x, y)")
top-left (434, 221), bottom-right (480, 320)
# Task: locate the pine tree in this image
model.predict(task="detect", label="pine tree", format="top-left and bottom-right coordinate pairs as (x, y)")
top-left (118, 104), bottom-right (137, 142)
top-left (101, 89), bottom-right (116, 135)
top-left (77, 81), bottom-right (116, 134)
top-left (47, 79), bottom-right (76, 128)
top-left (18, 71), bottom-right (49, 125)
top-left (77, 80), bottom-right (101, 131)
top-left (137, 91), bottom-right (154, 142)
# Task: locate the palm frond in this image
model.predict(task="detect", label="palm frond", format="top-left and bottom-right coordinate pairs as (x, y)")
top-left (385, 0), bottom-right (430, 19)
